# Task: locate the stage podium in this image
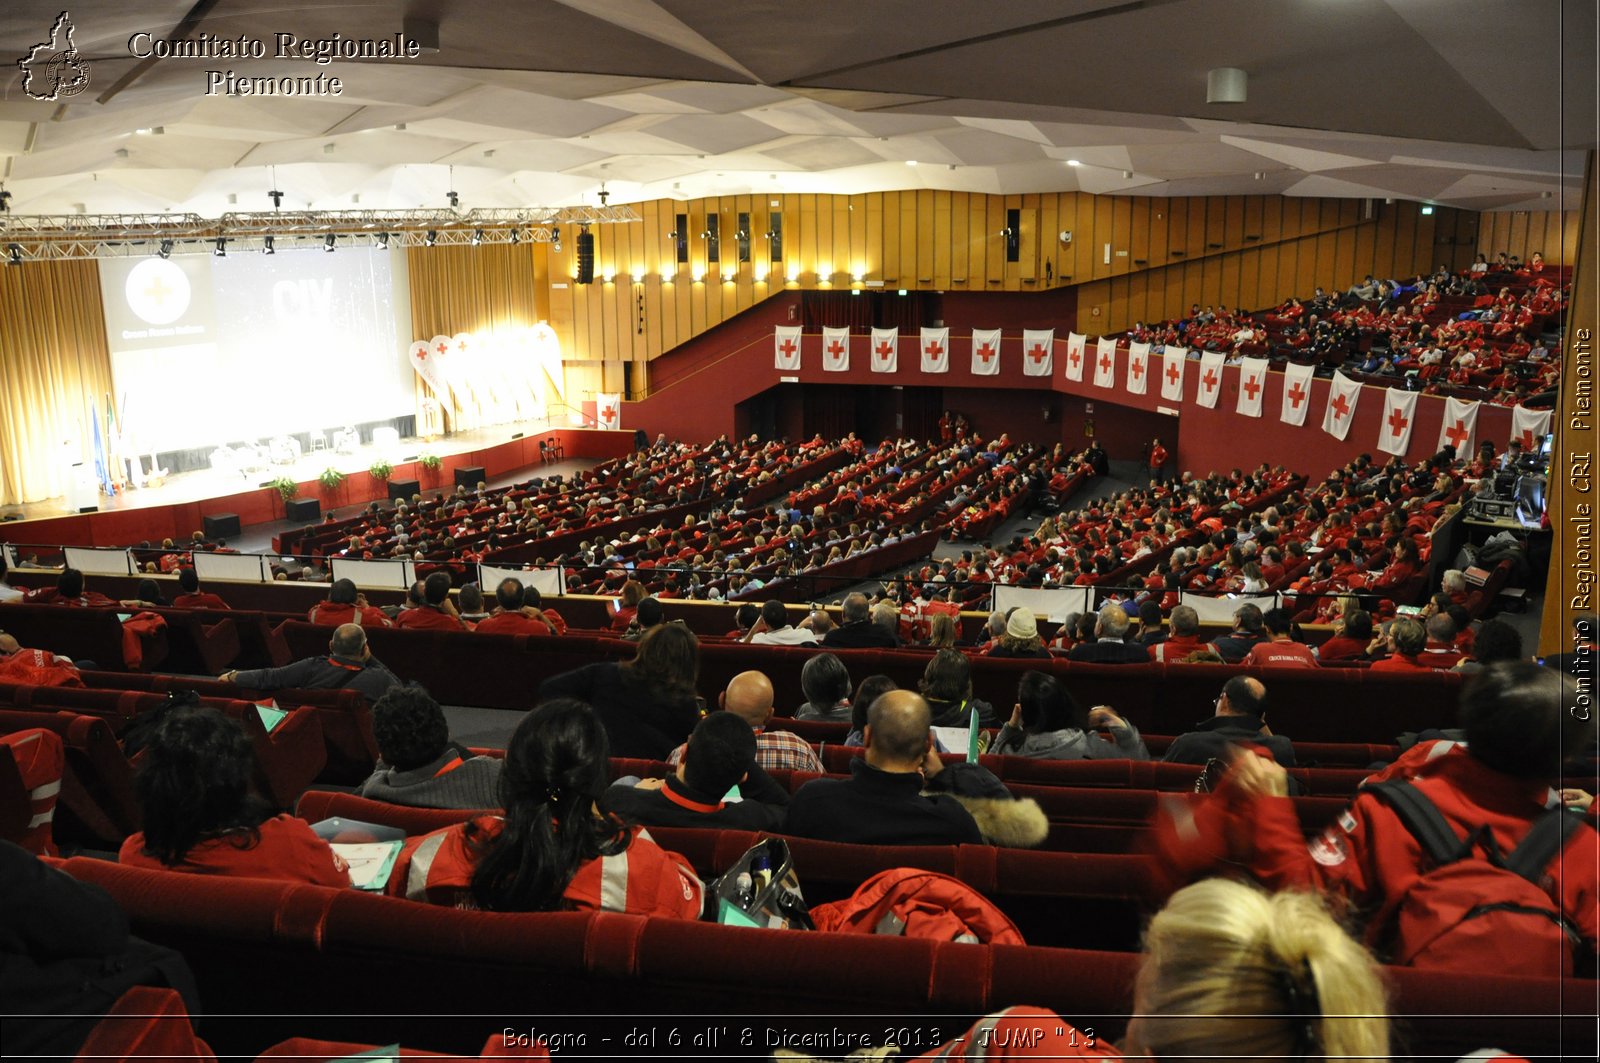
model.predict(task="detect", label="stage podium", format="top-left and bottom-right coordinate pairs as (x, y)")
top-left (65, 461), bottom-right (98, 513)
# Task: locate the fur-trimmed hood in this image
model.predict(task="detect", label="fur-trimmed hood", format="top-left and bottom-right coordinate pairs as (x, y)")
top-left (940, 793), bottom-right (1049, 848)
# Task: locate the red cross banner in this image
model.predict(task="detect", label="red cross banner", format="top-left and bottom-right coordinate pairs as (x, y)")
top-left (1510, 404), bottom-right (1553, 453)
top-left (1022, 329), bottom-right (1054, 377)
top-left (1194, 350), bottom-right (1226, 409)
top-left (870, 327), bottom-right (899, 373)
top-left (1321, 371), bottom-right (1362, 441)
top-left (920, 327), bottom-right (950, 373)
top-left (409, 338), bottom-right (449, 398)
top-left (1064, 332), bottom-right (1088, 382)
top-left (1159, 346), bottom-right (1188, 402)
top-left (970, 328), bottom-right (1002, 376)
top-left (1235, 358), bottom-right (1268, 418)
top-left (1126, 342), bottom-right (1151, 396)
top-left (597, 392), bottom-right (622, 431)
top-left (1279, 360), bottom-right (1315, 427)
top-left (1092, 336), bottom-right (1117, 389)
top-left (821, 326), bottom-right (851, 372)
top-left (1435, 395), bottom-right (1480, 456)
top-left (774, 325), bottom-right (803, 371)
top-left (1377, 387), bottom-right (1418, 457)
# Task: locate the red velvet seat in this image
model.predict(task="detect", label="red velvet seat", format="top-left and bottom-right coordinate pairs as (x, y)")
top-left (73, 986), bottom-right (214, 1062)
top-left (0, 709), bottom-right (139, 846)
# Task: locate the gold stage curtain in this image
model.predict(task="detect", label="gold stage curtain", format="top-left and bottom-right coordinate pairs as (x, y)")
top-left (405, 243), bottom-right (561, 433)
top-left (0, 258), bottom-right (116, 507)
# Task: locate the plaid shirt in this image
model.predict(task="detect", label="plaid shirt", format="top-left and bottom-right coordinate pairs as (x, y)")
top-left (667, 727), bottom-right (822, 775)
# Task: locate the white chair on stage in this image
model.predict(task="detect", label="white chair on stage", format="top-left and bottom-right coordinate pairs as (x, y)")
top-left (333, 426), bottom-right (361, 454)
top-left (269, 436), bottom-right (303, 465)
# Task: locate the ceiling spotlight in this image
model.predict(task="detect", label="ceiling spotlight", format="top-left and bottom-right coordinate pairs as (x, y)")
top-left (323, 143), bottom-right (335, 155)
top-left (6, 243), bottom-right (22, 266)
top-left (268, 189), bottom-right (284, 209)
top-left (213, 237), bottom-right (226, 257)
top-left (375, 232), bottom-right (389, 250)
top-left (226, 192), bottom-right (237, 205)
top-left (263, 236), bottom-right (275, 255)
top-left (323, 234), bottom-right (336, 252)
top-left (115, 147), bottom-right (130, 159)
top-left (510, 229), bottom-right (520, 245)
top-left (424, 230), bottom-right (437, 246)
top-left (1066, 159), bottom-right (1081, 167)
top-left (0, 189), bottom-right (11, 213)
top-left (447, 190), bottom-right (460, 208)
top-left (1122, 170), bottom-right (1133, 179)
top-left (157, 239), bottom-right (172, 260)
top-left (483, 148), bottom-right (495, 159)
top-left (551, 226), bottom-right (562, 252)
top-left (1206, 67), bottom-right (1248, 104)
top-left (471, 228), bottom-right (484, 246)
top-left (72, 202), bottom-right (85, 214)
top-left (905, 160), bottom-right (918, 167)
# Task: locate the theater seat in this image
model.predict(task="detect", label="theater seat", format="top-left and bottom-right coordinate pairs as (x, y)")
top-left (73, 986), bottom-right (214, 1062)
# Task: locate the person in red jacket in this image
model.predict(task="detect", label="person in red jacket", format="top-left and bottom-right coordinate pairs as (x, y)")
top-left (22, 568), bottom-right (114, 608)
top-left (1150, 662), bottom-right (1597, 977)
top-left (1146, 437), bottom-right (1169, 485)
top-left (395, 572), bottom-right (464, 631)
top-left (474, 577), bottom-right (558, 636)
top-left (388, 698), bottom-right (702, 918)
top-left (307, 579), bottom-right (393, 628)
top-left (1368, 616), bottom-right (1432, 672)
top-left (169, 567), bottom-right (230, 610)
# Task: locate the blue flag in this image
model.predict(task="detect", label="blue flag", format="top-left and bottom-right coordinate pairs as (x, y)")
top-left (90, 404), bottom-right (111, 494)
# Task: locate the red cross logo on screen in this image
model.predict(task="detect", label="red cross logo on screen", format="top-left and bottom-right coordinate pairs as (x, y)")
top-left (145, 275), bottom-right (173, 305)
top-left (1286, 381), bottom-right (1307, 409)
top-left (975, 343), bottom-right (996, 365)
top-left (1201, 368), bottom-right (1219, 393)
top-left (1331, 393), bottom-right (1352, 421)
top-left (827, 339), bottom-right (845, 359)
top-left (1027, 343), bottom-right (1049, 365)
top-left (1387, 406), bottom-right (1409, 438)
top-left (1444, 420), bottom-right (1470, 449)
top-left (779, 338), bottom-right (798, 359)
top-left (1242, 375), bottom-right (1261, 401)
top-left (1130, 358), bottom-right (1144, 382)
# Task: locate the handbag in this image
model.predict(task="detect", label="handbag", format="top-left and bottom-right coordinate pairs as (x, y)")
top-left (709, 837), bottom-right (813, 930)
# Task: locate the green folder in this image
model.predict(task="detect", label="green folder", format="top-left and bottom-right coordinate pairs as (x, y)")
top-left (255, 703), bottom-right (288, 733)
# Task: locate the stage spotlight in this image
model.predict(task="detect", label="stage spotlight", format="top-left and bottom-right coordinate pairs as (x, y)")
top-left (551, 226), bottom-right (561, 252)
top-left (267, 189), bottom-right (284, 209)
top-left (375, 232), bottom-right (389, 250)
top-left (471, 228), bottom-right (484, 246)
top-left (263, 236), bottom-right (275, 255)
top-left (213, 237), bottom-right (226, 257)
top-left (447, 190), bottom-right (460, 208)
top-left (157, 239), bottom-right (172, 259)
top-left (6, 243), bottom-right (22, 266)
top-left (0, 189), bottom-right (12, 213)
top-left (510, 229), bottom-right (520, 245)
top-left (323, 234), bottom-right (336, 253)
top-left (424, 230), bottom-right (437, 246)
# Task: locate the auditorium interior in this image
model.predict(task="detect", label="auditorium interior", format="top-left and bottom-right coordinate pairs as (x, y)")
top-left (1, 2), bottom-right (1597, 1060)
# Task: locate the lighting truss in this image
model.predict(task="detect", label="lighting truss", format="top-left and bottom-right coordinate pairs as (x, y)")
top-left (0, 204), bottom-right (640, 261)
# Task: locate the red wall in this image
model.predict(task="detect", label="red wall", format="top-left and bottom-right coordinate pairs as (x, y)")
top-left (1, 429), bottom-right (635, 549)
top-left (938, 288), bottom-right (1078, 332)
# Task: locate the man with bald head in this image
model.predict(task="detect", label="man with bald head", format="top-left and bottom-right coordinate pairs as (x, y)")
top-left (784, 690), bottom-right (1043, 846)
top-left (1065, 602), bottom-right (1151, 663)
top-left (221, 622), bottom-right (400, 703)
top-left (666, 670), bottom-right (823, 774)
top-left (1161, 675), bottom-right (1295, 768)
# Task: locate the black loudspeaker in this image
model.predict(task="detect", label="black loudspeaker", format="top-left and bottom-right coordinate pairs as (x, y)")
top-left (203, 513), bottom-right (241, 539)
top-left (455, 465), bottom-right (485, 489)
top-left (388, 477), bottom-right (420, 501)
top-left (285, 498), bottom-right (321, 522)
top-left (575, 230), bottom-right (595, 284)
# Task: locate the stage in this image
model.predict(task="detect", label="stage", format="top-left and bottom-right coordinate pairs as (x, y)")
top-left (0, 418), bottom-right (635, 551)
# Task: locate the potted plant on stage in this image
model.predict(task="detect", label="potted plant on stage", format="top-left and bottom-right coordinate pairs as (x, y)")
top-left (418, 452), bottom-right (442, 484)
top-left (269, 475), bottom-right (300, 517)
top-left (318, 466), bottom-right (346, 504)
top-left (369, 458), bottom-right (393, 485)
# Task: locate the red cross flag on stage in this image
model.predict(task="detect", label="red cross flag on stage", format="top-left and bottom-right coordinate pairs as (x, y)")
top-left (1321, 371), bottom-right (1362, 441)
top-left (1510, 404), bottom-right (1553, 453)
top-left (821, 326), bottom-right (851, 372)
top-left (970, 328), bottom-right (1002, 376)
top-left (1194, 350), bottom-right (1226, 409)
top-left (1279, 360), bottom-right (1315, 427)
top-left (774, 325), bottom-right (803, 370)
top-left (1235, 358), bottom-right (1268, 418)
top-left (1126, 342), bottom-right (1151, 396)
top-left (920, 327), bottom-right (950, 373)
top-left (597, 393), bottom-right (622, 430)
top-left (1092, 337), bottom-right (1117, 389)
top-left (1377, 387), bottom-right (1418, 457)
top-left (870, 327), bottom-right (899, 373)
top-left (1159, 346), bottom-right (1188, 402)
top-left (1022, 329), bottom-right (1054, 377)
top-left (1436, 395), bottom-right (1480, 456)
top-left (1065, 332), bottom-right (1088, 382)
top-left (409, 338), bottom-right (449, 397)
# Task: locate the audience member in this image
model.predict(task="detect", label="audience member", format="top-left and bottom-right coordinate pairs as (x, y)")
top-left (1368, 616), bottom-right (1430, 672)
top-left (221, 623), bottom-right (400, 703)
top-left (388, 699), bottom-right (702, 917)
top-left (845, 674), bottom-right (897, 747)
top-left (119, 706), bottom-right (349, 885)
top-left (666, 670), bottom-right (823, 774)
top-left (22, 568), bottom-right (114, 608)
top-left (537, 623), bottom-right (703, 759)
top-left (395, 572), bottom-right (464, 631)
top-left (1161, 675), bottom-right (1294, 768)
top-left (1208, 603), bottom-right (1270, 663)
top-left (170, 568), bottom-right (229, 610)
top-left (1242, 608), bottom-right (1318, 668)
top-left (795, 652), bottom-right (853, 722)
top-left (1150, 605), bottom-right (1204, 663)
top-left (1453, 618), bottom-right (1523, 672)
top-left (621, 596), bottom-right (666, 641)
top-left (991, 671), bottom-right (1148, 760)
top-left (455, 582), bottom-right (491, 625)
top-left (1066, 603), bottom-right (1151, 663)
top-left (0, 552), bottom-right (22, 603)
top-left (822, 592), bottom-right (897, 648)
top-left (987, 609), bottom-right (1051, 659)
top-left (608, 579), bottom-right (646, 632)
top-left (602, 712), bottom-right (787, 831)
top-left (746, 599), bottom-right (819, 646)
top-left (1316, 608), bottom-right (1374, 662)
top-left (307, 578), bottom-right (393, 628)
top-left (358, 685), bottom-right (502, 809)
top-left (917, 649), bottom-right (998, 727)
top-left (474, 578), bottom-right (557, 635)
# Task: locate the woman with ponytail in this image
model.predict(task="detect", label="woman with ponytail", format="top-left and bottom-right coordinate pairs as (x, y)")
top-left (388, 698), bottom-right (703, 918)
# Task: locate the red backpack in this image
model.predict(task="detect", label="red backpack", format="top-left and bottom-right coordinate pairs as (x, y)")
top-left (0, 648), bottom-right (84, 688)
top-left (810, 868), bottom-right (1025, 945)
top-left (1365, 780), bottom-right (1588, 977)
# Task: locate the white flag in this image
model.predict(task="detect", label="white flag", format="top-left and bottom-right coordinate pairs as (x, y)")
top-left (1510, 404), bottom-right (1553, 452)
top-left (821, 326), bottom-right (850, 372)
top-left (1022, 329), bottom-right (1054, 377)
top-left (1279, 361), bottom-right (1316, 427)
top-left (1321, 371), bottom-right (1362, 441)
top-left (970, 328), bottom-right (1002, 376)
top-left (1092, 337), bottom-right (1117, 389)
top-left (1436, 396), bottom-right (1480, 456)
top-left (1236, 358), bottom-right (1268, 418)
top-left (1159, 346), bottom-right (1188, 402)
top-left (774, 326), bottom-right (802, 370)
top-left (409, 338), bottom-right (449, 398)
top-left (920, 327), bottom-right (950, 373)
top-left (1194, 351), bottom-right (1226, 409)
top-left (596, 393), bottom-right (622, 430)
top-left (1126, 342), bottom-right (1151, 395)
top-left (1377, 387), bottom-right (1418, 457)
top-left (869, 328), bottom-right (899, 373)
top-left (1064, 332), bottom-right (1088, 382)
